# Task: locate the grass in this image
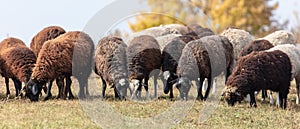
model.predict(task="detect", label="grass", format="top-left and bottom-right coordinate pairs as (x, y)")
top-left (0, 76), bottom-right (300, 129)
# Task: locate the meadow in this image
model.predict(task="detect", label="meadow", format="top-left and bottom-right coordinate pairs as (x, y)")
top-left (0, 75), bottom-right (300, 129)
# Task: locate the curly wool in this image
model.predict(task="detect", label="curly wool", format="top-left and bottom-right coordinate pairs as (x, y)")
top-left (0, 37), bottom-right (26, 52)
top-left (94, 36), bottom-right (128, 87)
top-left (177, 35), bottom-right (233, 80)
top-left (30, 26), bottom-right (66, 56)
top-left (127, 35), bottom-right (162, 80)
top-left (225, 50), bottom-right (291, 104)
top-left (31, 31), bottom-right (94, 83)
top-left (239, 39), bottom-right (274, 57)
top-left (0, 46), bottom-right (36, 82)
top-left (220, 28), bottom-right (253, 62)
top-left (261, 30), bottom-right (296, 46)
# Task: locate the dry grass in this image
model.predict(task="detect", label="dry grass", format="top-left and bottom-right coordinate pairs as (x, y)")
top-left (0, 77), bottom-right (300, 129)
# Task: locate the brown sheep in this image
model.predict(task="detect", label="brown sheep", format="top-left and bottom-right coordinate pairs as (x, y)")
top-left (0, 37), bottom-right (28, 97)
top-left (94, 36), bottom-right (129, 99)
top-left (25, 31), bottom-right (94, 101)
top-left (30, 26), bottom-right (66, 100)
top-left (224, 50), bottom-right (292, 109)
top-left (30, 26), bottom-right (66, 56)
top-left (0, 37), bottom-right (26, 51)
top-left (127, 35), bottom-right (162, 99)
top-left (0, 46), bottom-right (36, 97)
top-left (238, 39), bottom-right (275, 101)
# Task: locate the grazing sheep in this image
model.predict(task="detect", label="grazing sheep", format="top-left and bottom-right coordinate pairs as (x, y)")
top-left (0, 37), bottom-right (26, 51)
top-left (25, 31), bottom-right (94, 101)
top-left (161, 35), bottom-right (197, 98)
top-left (0, 46), bottom-right (36, 97)
top-left (261, 30), bottom-right (296, 46)
top-left (174, 35), bottom-right (234, 100)
top-left (224, 50), bottom-right (292, 109)
top-left (0, 37), bottom-right (27, 97)
top-left (266, 44), bottom-right (300, 105)
top-left (127, 35), bottom-right (162, 99)
top-left (29, 26), bottom-right (67, 100)
top-left (220, 28), bottom-right (253, 64)
top-left (187, 24), bottom-right (215, 38)
top-left (94, 36), bottom-right (128, 99)
top-left (239, 39), bottom-right (274, 101)
top-left (30, 26), bottom-right (66, 56)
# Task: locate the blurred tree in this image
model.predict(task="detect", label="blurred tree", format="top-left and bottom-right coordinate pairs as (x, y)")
top-left (128, 0), bottom-right (287, 37)
top-left (291, 11), bottom-right (300, 43)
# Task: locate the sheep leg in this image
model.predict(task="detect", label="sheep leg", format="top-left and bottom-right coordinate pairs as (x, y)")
top-left (44, 80), bottom-right (53, 101)
top-left (250, 92), bottom-right (257, 107)
top-left (279, 92), bottom-right (287, 109)
top-left (261, 90), bottom-right (267, 102)
top-left (153, 73), bottom-right (158, 98)
top-left (296, 78), bottom-right (300, 104)
top-left (101, 77), bottom-right (107, 98)
top-left (66, 76), bottom-right (74, 100)
top-left (196, 77), bottom-right (205, 100)
top-left (78, 78), bottom-right (87, 99)
top-left (12, 78), bottom-right (22, 97)
top-left (5, 77), bottom-right (10, 98)
top-left (204, 77), bottom-right (212, 100)
top-left (144, 76), bottom-right (149, 99)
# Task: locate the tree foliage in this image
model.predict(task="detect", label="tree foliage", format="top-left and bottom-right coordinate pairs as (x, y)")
top-left (128, 0), bottom-right (286, 37)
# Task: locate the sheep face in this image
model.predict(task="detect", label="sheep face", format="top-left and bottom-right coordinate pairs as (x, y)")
top-left (223, 86), bottom-right (243, 106)
top-left (25, 79), bottom-right (45, 101)
top-left (174, 77), bottom-right (192, 100)
top-left (115, 78), bottom-right (129, 99)
top-left (129, 79), bottom-right (140, 93)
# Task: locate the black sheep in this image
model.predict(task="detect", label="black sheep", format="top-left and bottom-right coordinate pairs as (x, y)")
top-left (224, 50), bottom-right (292, 109)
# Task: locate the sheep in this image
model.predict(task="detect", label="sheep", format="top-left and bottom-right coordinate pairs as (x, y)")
top-left (0, 37), bottom-right (26, 51)
top-left (220, 28), bottom-right (254, 64)
top-left (239, 39), bottom-right (274, 57)
top-left (266, 44), bottom-right (300, 105)
top-left (156, 34), bottom-right (182, 51)
top-left (238, 39), bottom-right (275, 101)
top-left (94, 36), bottom-right (129, 100)
top-left (261, 30), bottom-right (296, 46)
top-left (174, 35), bottom-right (234, 100)
top-left (0, 37), bottom-right (27, 97)
top-left (161, 35), bottom-right (198, 98)
top-left (0, 46), bottom-right (36, 97)
top-left (162, 24), bottom-right (189, 35)
top-left (127, 35), bottom-right (162, 99)
top-left (187, 24), bottom-right (215, 38)
top-left (29, 26), bottom-right (67, 100)
top-left (25, 31), bottom-right (94, 101)
top-left (125, 24), bottom-right (183, 44)
top-left (224, 50), bottom-right (292, 109)
top-left (30, 26), bottom-right (66, 56)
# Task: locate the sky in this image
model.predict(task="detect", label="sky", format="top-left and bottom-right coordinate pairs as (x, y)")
top-left (0, 0), bottom-right (299, 46)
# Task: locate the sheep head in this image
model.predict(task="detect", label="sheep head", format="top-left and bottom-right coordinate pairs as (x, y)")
top-left (223, 86), bottom-right (243, 106)
top-left (25, 78), bottom-right (46, 101)
top-left (114, 78), bottom-right (129, 100)
top-left (173, 77), bottom-right (192, 100)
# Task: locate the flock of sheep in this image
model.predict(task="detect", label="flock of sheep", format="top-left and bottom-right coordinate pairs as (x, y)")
top-left (0, 23), bottom-right (298, 109)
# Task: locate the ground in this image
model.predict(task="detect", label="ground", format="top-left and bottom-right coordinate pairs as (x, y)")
top-left (0, 76), bottom-right (300, 129)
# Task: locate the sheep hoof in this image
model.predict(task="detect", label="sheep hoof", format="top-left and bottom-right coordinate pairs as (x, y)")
top-left (6, 94), bottom-right (10, 99)
top-left (44, 94), bottom-right (52, 101)
top-left (68, 95), bottom-right (75, 100)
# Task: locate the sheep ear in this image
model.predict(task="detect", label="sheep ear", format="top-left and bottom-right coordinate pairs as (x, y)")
top-left (32, 84), bottom-right (38, 95)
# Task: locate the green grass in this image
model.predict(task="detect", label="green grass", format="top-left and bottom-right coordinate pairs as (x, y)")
top-left (1, 77), bottom-right (300, 129)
